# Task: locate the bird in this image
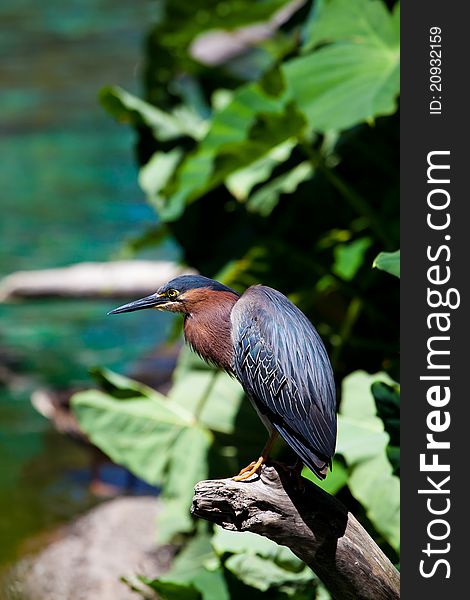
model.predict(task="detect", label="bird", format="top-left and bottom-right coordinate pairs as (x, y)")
top-left (109, 275), bottom-right (337, 481)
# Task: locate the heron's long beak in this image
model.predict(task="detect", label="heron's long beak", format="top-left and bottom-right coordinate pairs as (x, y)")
top-left (107, 293), bottom-right (168, 315)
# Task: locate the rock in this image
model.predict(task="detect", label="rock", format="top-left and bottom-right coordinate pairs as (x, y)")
top-left (5, 497), bottom-right (174, 600)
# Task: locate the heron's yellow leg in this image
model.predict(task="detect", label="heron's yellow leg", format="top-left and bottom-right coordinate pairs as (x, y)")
top-left (233, 431), bottom-right (278, 481)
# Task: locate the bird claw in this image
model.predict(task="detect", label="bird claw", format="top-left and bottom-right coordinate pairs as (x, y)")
top-left (232, 457), bottom-right (264, 481)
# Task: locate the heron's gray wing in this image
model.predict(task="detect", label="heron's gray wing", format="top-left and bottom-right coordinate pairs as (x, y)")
top-left (231, 285), bottom-right (337, 477)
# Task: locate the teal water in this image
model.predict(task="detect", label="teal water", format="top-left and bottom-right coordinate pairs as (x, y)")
top-left (0, 0), bottom-right (178, 569)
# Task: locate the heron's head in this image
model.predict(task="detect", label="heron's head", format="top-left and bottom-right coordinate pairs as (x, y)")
top-left (108, 275), bottom-right (239, 316)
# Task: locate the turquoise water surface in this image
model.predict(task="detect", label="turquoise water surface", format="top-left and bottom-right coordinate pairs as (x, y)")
top-left (0, 0), bottom-right (178, 569)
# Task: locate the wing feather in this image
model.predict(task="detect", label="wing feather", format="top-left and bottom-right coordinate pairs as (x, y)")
top-left (231, 286), bottom-right (337, 478)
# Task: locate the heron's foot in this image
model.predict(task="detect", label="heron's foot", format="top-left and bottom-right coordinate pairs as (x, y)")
top-left (233, 456), bottom-right (264, 481)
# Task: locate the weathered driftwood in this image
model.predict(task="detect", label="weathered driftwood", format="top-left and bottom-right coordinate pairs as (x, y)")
top-left (192, 464), bottom-right (400, 600)
top-left (0, 261), bottom-right (195, 301)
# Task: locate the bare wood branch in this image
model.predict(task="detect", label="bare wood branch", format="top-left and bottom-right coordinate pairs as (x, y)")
top-left (0, 261), bottom-right (195, 301)
top-left (192, 463), bottom-right (399, 600)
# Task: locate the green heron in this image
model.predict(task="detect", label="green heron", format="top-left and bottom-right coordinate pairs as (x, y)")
top-left (109, 275), bottom-right (337, 481)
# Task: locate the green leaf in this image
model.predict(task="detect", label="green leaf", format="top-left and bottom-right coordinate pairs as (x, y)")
top-left (372, 381), bottom-right (400, 475)
top-left (302, 459), bottom-right (348, 495)
top-left (225, 553), bottom-right (314, 593)
top-left (212, 527), bottom-right (316, 597)
top-left (247, 162), bottom-right (313, 216)
top-left (337, 371), bottom-right (400, 551)
top-left (152, 530), bottom-right (230, 600)
top-left (138, 149), bottom-right (184, 212)
top-left (372, 381), bottom-right (400, 447)
top-left (157, 426), bottom-right (211, 541)
top-left (157, 86), bottom-right (305, 221)
top-left (189, 568), bottom-right (229, 600)
top-left (283, 44), bottom-right (399, 132)
top-left (385, 446), bottom-right (400, 477)
top-left (316, 582), bottom-right (334, 600)
top-left (145, 580), bottom-right (201, 600)
top-left (100, 86), bottom-right (208, 141)
top-left (373, 249), bottom-right (400, 277)
top-left (72, 368), bottom-right (213, 543)
top-left (303, 0), bottom-right (399, 51)
top-left (212, 527), bottom-right (313, 592)
top-left (332, 237), bottom-right (372, 281)
top-left (283, 0), bottom-right (400, 132)
top-left (90, 366), bottom-right (163, 399)
top-left (167, 529), bottom-right (216, 580)
top-left (349, 453), bottom-right (400, 550)
top-left (169, 348), bottom-right (245, 435)
top-left (150, 0), bottom-right (400, 221)
top-left (212, 528), bottom-right (289, 561)
top-left (72, 390), bottom-right (192, 486)
top-left (225, 140), bottom-right (296, 201)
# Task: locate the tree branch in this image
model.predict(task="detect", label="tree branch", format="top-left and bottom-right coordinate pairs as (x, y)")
top-left (0, 261), bottom-right (194, 301)
top-left (191, 464), bottom-right (399, 600)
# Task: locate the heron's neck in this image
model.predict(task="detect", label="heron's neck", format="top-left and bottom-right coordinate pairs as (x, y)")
top-left (183, 291), bottom-right (238, 372)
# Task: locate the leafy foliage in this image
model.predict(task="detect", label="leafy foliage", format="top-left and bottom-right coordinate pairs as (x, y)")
top-left (337, 371), bottom-right (400, 553)
top-left (73, 372), bottom-right (207, 541)
top-left (144, 527), bottom-right (230, 600)
top-left (372, 380), bottom-right (400, 475)
top-left (213, 528), bottom-right (316, 596)
top-left (373, 249), bottom-right (400, 278)
top-left (74, 0), bottom-right (400, 597)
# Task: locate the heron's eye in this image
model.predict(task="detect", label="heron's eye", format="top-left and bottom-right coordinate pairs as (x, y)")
top-left (167, 289), bottom-right (179, 300)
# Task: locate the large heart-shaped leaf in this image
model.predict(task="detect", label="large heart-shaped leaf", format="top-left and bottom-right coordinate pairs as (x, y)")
top-left (169, 348), bottom-right (245, 435)
top-left (337, 370), bottom-right (400, 551)
top-left (72, 389), bottom-right (194, 485)
top-left (72, 369), bottom-right (212, 542)
top-left (303, 0), bottom-right (399, 51)
top-left (283, 0), bottom-right (400, 132)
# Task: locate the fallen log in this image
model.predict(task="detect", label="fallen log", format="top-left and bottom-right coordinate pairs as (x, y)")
top-left (0, 260), bottom-right (194, 301)
top-left (192, 464), bottom-right (400, 600)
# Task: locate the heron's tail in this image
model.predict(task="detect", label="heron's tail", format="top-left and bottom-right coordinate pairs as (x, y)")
top-left (275, 424), bottom-right (331, 480)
